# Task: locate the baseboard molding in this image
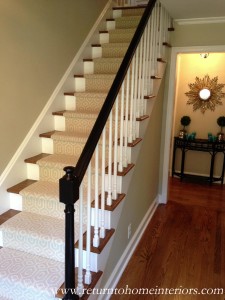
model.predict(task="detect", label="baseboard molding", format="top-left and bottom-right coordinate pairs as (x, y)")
top-left (98, 196), bottom-right (159, 300)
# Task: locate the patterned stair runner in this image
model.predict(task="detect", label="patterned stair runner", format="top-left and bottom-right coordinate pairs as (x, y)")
top-left (0, 6), bottom-right (145, 300)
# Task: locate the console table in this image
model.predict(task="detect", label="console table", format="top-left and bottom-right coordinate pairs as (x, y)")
top-left (172, 137), bottom-right (225, 184)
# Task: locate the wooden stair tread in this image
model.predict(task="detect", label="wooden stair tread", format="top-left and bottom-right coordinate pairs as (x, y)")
top-left (128, 137), bottom-right (142, 147)
top-left (56, 269), bottom-right (103, 300)
top-left (64, 92), bottom-right (75, 96)
top-left (24, 153), bottom-right (50, 164)
top-left (7, 179), bottom-right (37, 194)
top-left (75, 227), bottom-right (115, 254)
top-left (0, 209), bottom-right (21, 225)
top-left (136, 115), bottom-right (149, 121)
top-left (106, 163), bottom-right (135, 177)
top-left (151, 75), bottom-right (161, 79)
top-left (163, 42), bottom-right (172, 47)
top-left (157, 57), bottom-right (167, 63)
top-left (74, 74), bottom-right (84, 78)
top-left (168, 27), bottom-right (175, 31)
top-left (52, 110), bottom-right (67, 116)
top-left (113, 5), bottom-right (147, 10)
top-left (91, 192), bottom-right (126, 212)
top-left (39, 130), bottom-right (59, 138)
top-left (144, 94), bottom-right (156, 99)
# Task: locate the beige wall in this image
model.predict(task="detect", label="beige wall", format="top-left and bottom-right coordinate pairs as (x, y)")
top-left (172, 22), bottom-right (225, 47)
top-left (172, 53), bottom-right (225, 177)
top-left (0, 0), bottom-right (108, 175)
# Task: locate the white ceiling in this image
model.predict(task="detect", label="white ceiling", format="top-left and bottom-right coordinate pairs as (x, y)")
top-left (160, 0), bottom-right (225, 20)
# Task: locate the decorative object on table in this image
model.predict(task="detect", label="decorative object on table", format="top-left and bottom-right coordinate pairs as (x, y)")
top-left (187, 132), bottom-right (196, 141)
top-left (217, 116), bottom-right (225, 141)
top-left (185, 74), bottom-right (225, 113)
top-left (179, 115), bottom-right (191, 139)
top-left (208, 133), bottom-right (217, 142)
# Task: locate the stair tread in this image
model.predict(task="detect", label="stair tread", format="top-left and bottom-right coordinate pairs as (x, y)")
top-left (113, 5), bottom-right (146, 10)
top-left (39, 130), bottom-right (60, 138)
top-left (75, 227), bottom-right (115, 254)
top-left (24, 153), bottom-right (50, 164)
top-left (144, 94), bottom-right (156, 99)
top-left (106, 163), bottom-right (135, 176)
top-left (92, 192), bottom-right (126, 212)
top-left (1, 211), bottom-right (65, 241)
top-left (0, 209), bottom-right (21, 225)
top-left (0, 247), bottom-right (64, 299)
top-left (7, 179), bottom-right (37, 194)
top-left (57, 269), bottom-right (103, 300)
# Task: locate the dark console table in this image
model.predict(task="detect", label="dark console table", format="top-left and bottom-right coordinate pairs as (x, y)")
top-left (172, 137), bottom-right (225, 184)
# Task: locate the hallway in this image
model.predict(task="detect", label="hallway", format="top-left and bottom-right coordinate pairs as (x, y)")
top-left (111, 177), bottom-right (225, 299)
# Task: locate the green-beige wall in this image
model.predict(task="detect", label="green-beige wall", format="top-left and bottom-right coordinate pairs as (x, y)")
top-left (0, 0), bottom-right (108, 175)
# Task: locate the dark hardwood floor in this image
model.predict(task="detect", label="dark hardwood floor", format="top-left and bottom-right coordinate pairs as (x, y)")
top-left (111, 177), bottom-right (225, 299)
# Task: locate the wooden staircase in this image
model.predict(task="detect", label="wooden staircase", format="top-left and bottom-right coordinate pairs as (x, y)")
top-left (0, 1), bottom-right (173, 299)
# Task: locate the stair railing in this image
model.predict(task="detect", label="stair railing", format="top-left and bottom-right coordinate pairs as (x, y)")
top-left (59, 0), bottom-right (171, 298)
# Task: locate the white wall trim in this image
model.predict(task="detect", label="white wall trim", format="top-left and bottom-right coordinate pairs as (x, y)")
top-left (98, 197), bottom-right (159, 300)
top-left (175, 16), bottom-right (225, 25)
top-left (161, 45), bottom-right (225, 204)
top-left (0, 0), bottom-right (112, 187)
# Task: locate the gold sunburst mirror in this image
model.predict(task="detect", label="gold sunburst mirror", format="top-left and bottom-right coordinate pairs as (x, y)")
top-left (185, 75), bottom-right (225, 113)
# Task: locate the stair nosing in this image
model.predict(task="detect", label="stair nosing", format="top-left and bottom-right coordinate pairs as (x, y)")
top-left (7, 179), bottom-right (37, 194)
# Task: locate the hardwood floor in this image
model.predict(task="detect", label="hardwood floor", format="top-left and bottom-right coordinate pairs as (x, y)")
top-left (111, 177), bottom-right (225, 299)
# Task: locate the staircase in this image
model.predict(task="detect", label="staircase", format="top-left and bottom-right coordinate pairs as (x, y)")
top-left (0, 1), bottom-right (172, 299)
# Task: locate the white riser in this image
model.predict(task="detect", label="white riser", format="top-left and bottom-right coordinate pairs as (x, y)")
top-left (65, 95), bottom-right (76, 110)
top-left (83, 61), bottom-right (94, 75)
top-left (91, 46), bottom-right (102, 59)
top-left (54, 115), bottom-right (65, 131)
top-left (112, 10), bottom-right (122, 18)
top-left (75, 77), bottom-right (86, 92)
top-left (26, 163), bottom-right (39, 180)
top-left (106, 20), bottom-right (116, 31)
top-left (41, 137), bottom-right (53, 154)
top-left (99, 32), bottom-right (109, 44)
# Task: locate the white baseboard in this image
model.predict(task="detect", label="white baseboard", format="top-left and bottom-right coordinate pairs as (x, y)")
top-left (97, 196), bottom-right (159, 300)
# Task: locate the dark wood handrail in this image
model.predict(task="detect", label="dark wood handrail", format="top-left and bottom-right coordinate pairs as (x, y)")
top-left (73, 0), bottom-right (157, 189)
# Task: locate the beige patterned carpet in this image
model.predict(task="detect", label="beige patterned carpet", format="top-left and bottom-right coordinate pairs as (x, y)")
top-left (0, 7), bottom-right (144, 300)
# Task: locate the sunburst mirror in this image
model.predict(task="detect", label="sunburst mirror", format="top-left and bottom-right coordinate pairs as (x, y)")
top-left (185, 75), bottom-right (225, 113)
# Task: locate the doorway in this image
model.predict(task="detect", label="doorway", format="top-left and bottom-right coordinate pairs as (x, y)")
top-left (160, 46), bottom-right (225, 204)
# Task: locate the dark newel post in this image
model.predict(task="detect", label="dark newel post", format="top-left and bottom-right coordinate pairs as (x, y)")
top-left (59, 166), bottom-right (80, 300)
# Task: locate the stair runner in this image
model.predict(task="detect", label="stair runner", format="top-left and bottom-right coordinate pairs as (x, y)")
top-left (0, 6), bottom-right (145, 300)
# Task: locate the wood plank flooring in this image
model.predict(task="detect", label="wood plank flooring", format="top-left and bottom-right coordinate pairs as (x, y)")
top-left (111, 177), bottom-right (225, 299)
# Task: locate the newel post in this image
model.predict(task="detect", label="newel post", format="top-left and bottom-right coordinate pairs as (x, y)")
top-left (59, 166), bottom-right (80, 300)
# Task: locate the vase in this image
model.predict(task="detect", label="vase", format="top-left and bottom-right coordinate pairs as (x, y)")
top-left (217, 132), bottom-right (224, 141)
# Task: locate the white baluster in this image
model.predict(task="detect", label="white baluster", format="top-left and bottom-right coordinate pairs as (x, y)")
top-left (141, 30), bottom-right (147, 115)
top-left (145, 19), bottom-right (151, 95)
top-left (113, 96), bottom-right (119, 200)
top-left (85, 163), bottom-right (92, 284)
top-left (129, 57), bottom-right (135, 144)
top-left (100, 128), bottom-right (106, 238)
top-left (93, 144), bottom-right (100, 248)
top-left (107, 112), bottom-right (113, 205)
top-left (133, 49), bottom-right (138, 141)
top-left (77, 183), bottom-right (84, 296)
top-left (148, 13), bottom-right (154, 95)
top-left (119, 82), bottom-right (125, 172)
top-left (137, 39), bottom-right (143, 118)
top-left (124, 67), bottom-right (130, 168)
